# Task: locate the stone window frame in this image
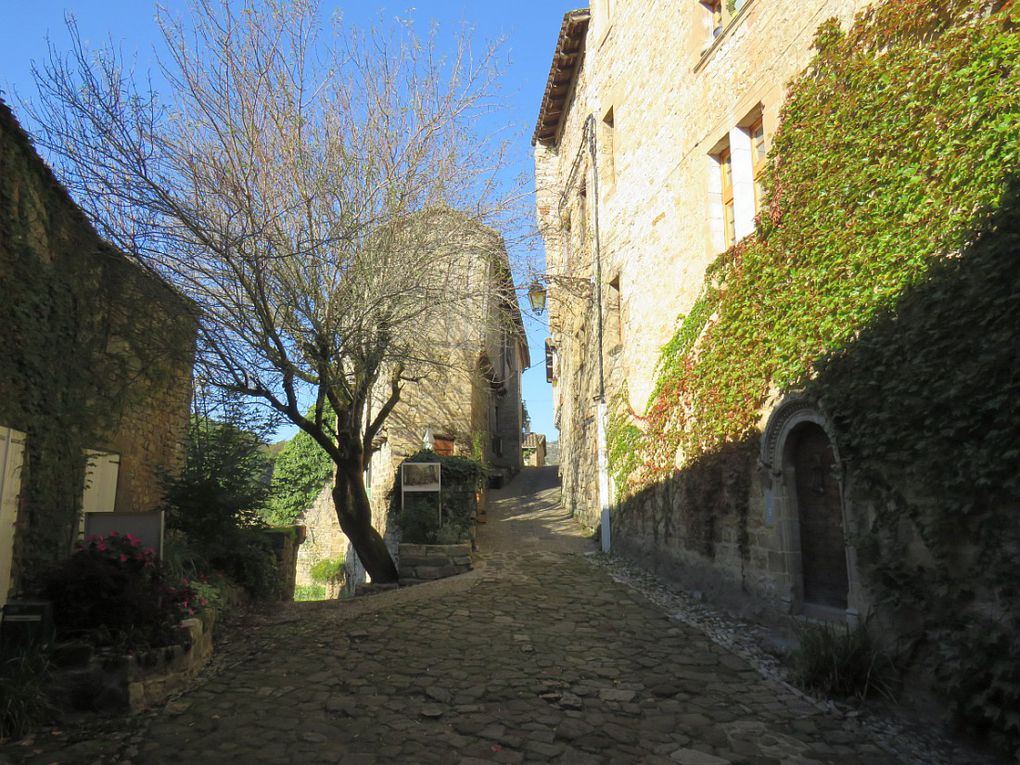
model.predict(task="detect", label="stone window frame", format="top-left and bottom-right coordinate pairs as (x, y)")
top-left (741, 109), bottom-right (768, 215)
top-left (695, 0), bottom-right (759, 71)
top-left (606, 272), bottom-right (624, 354)
top-left (700, 0), bottom-right (725, 43)
top-left (759, 395), bottom-right (863, 623)
top-left (601, 106), bottom-right (617, 192)
top-left (708, 107), bottom-right (763, 254)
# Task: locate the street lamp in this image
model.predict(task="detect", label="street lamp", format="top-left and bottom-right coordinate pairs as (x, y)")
top-left (528, 281), bottom-right (548, 314)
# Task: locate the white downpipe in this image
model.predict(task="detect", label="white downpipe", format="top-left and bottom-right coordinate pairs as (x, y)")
top-left (596, 400), bottom-right (611, 553)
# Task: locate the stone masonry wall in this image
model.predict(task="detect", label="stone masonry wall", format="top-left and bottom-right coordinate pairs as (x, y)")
top-left (397, 543), bottom-right (473, 586)
top-left (536, 0), bottom-right (874, 602)
top-left (295, 484), bottom-right (346, 589)
top-left (0, 100), bottom-right (195, 584)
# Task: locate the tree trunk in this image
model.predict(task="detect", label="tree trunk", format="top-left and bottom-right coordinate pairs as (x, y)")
top-left (331, 458), bottom-right (399, 583)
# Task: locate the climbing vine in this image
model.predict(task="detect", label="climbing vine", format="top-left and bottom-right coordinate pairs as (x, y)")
top-left (611, 0), bottom-right (1019, 483)
top-left (606, 0), bottom-right (1019, 751)
top-left (265, 426), bottom-right (333, 526)
top-left (0, 102), bottom-right (194, 586)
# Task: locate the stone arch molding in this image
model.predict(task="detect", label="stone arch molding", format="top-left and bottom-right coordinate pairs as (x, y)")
top-left (759, 394), bottom-right (842, 488)
top-left (758, 394), bottom-right (862, 622)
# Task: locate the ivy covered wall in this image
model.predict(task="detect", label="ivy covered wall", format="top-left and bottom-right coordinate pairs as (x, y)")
top-left (0, 101), bottom-right (195, 590)
top-left (608, 0), bottom-right (1019, 750)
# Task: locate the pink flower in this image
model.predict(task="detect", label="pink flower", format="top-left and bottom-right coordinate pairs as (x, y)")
top-left (110, 530), bottom-right (119, 537)
top-left (119, 553), bottom-right (128, 562)
top-left (130, 538), bottom-right (141, 547)
top-left (96, 542), bottom-right (108, 552)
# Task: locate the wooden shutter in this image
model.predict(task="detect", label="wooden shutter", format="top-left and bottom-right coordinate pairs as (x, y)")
top-left (0, 426), bottom-right (26, 608)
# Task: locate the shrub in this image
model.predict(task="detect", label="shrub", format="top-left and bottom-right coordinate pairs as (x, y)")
top-left (0, 649), bottom-right (54, 741)
top-left (41, 533), bottom-right (195, 651)
top-left (204, 528), bottom-right (282, 601)
top-left (310, 557), bottom-right (346, 584)
top-left (394, 450), bottom-right (484, 545)
top-left (294, 584), bottom-right (326, 601)
top-left (163, 401), bottom-right (275, 541)
top-left (162, 400), bottom-right (288, 601)
top-left (792, 619), bottom-right (897, 703)
top-left (265, 427), bottom-right (333, 526)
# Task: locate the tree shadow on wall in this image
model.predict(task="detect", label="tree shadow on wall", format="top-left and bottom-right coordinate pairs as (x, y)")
top-left (612, 437), bottom-right (758, 581)
top-left (804, 175), bottom-right (1020, 752)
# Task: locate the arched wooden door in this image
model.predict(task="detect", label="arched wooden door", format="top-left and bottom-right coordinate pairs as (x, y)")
top-left (790, 424), bottom-right (848, 609)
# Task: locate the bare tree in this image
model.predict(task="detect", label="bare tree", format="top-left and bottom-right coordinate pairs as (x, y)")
top-left (26, 0), bottom-right (523, 582)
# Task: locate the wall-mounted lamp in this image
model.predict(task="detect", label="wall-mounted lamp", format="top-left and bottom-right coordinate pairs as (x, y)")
top-left (528, 281), bottom-right (548, 314)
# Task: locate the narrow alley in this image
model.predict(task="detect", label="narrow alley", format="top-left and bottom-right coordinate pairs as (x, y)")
top-left (3, 468), bottom-right (905, 764)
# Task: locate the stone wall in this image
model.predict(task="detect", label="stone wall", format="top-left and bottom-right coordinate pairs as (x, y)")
top-left (295, 484), bottom-right (346, 590)
top-left (535, 0), bottom-right (875, 600)
top-left (0, 100), bottom-right (195, 586)
top-left (397, 543), bottom-right (473, 586)
top-left (50, 611), bottom-right (215, 713)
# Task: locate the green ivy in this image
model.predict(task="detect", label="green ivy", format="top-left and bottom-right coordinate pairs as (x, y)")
top-left (606, 392), bottom-right (644, 497)
top-left (612, 0), bottom-right (1019, 752)
top-left (638, 0), bottom-right (1018, 476)
top-left (265, 426), bottom-right (333, 526)
top-left (811, 180), bottom-right (1020, 750)
top-left (310, 556), bottom-right (346, 584)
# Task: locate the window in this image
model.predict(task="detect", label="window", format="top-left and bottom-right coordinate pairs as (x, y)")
top-left (545, 339), bottom-right (557, 383)
top-left (577, 181), bottom-right (588, 239)
top-left (433, 435), bottom-right (456, 457)
top-left (602, 107), bottom-right (616, 186)
top-left (719, 146), bottom-right (736, 248)
top-left (607, 275), bottom-right (623, 351)
top-left (750, 117), bottom-right (767, 213)
top-left (703, 0), bottom-right (723, 38)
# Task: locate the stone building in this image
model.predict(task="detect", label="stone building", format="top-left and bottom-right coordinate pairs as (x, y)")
top-left (0, 101), bottom-right (195, 606)
top-left (295, 213), bottom-right (528, 592)
top-left (534, 0), bottom-right (875, 620)
top-left (522, 433), bottom-right (547, 467)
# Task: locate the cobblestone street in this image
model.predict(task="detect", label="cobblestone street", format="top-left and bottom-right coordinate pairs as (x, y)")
top-left (2, 467), bottom-right (911, 764)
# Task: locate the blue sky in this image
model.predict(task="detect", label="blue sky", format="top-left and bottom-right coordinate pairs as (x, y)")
top-left (0, 1), bottom-right (582, 443)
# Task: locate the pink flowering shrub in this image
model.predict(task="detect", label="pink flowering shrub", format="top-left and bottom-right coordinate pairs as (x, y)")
top-left (42, 533), bottom-right (197, 650)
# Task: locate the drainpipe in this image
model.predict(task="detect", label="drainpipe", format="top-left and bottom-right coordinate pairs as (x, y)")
top-left (584, 114), bottom-right (612, 553)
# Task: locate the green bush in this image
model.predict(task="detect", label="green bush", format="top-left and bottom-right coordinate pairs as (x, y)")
top-left (294, 584), bottom-right (326, 601)
top-left (394, 450), bottom-right (484, 545)
top-left (0, 649), bottom-right (54, 741)
top-left (265, 427), bottom-right (333, 526)
top-left (792, 620), bottom-right (897, 703)
top-left (163, 411), bottom-right (273, 539)
top-left (206, 529), bottom-right (282, 601)
top-left (162, 400), bottom-right (287, 601)
top-left (42, 534), bottom-right (195, 651)
top-left (310, 557), bottom-right (346, 584)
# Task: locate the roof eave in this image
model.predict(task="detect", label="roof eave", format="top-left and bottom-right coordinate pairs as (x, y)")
top-left (532, 9), bottom-right (591, 148)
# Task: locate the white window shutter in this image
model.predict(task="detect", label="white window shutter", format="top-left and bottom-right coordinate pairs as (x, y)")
top-left (0, 426), bottom-right (26, 609)
top-left (82, 450), bottom-right (120, 517)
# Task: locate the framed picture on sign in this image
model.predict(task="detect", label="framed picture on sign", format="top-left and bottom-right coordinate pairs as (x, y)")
top-left (401, 462), bottom-right (441, 492)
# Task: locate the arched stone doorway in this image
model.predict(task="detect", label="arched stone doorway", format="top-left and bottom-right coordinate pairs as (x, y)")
top-left (786, 422), bottom-right (848, 610)
top-left (760, 397), bottom-right (860, 621)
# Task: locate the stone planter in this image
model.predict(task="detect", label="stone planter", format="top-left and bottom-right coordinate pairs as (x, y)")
top-left (49, 610), bottom-right (216, 713)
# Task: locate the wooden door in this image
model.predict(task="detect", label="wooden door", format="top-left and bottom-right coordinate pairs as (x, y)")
top-left (792, 424), bottom-right (848, 609)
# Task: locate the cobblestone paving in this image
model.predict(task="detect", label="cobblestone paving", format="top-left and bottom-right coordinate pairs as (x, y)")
top-left (1, 467), bottom-right (905, 764)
